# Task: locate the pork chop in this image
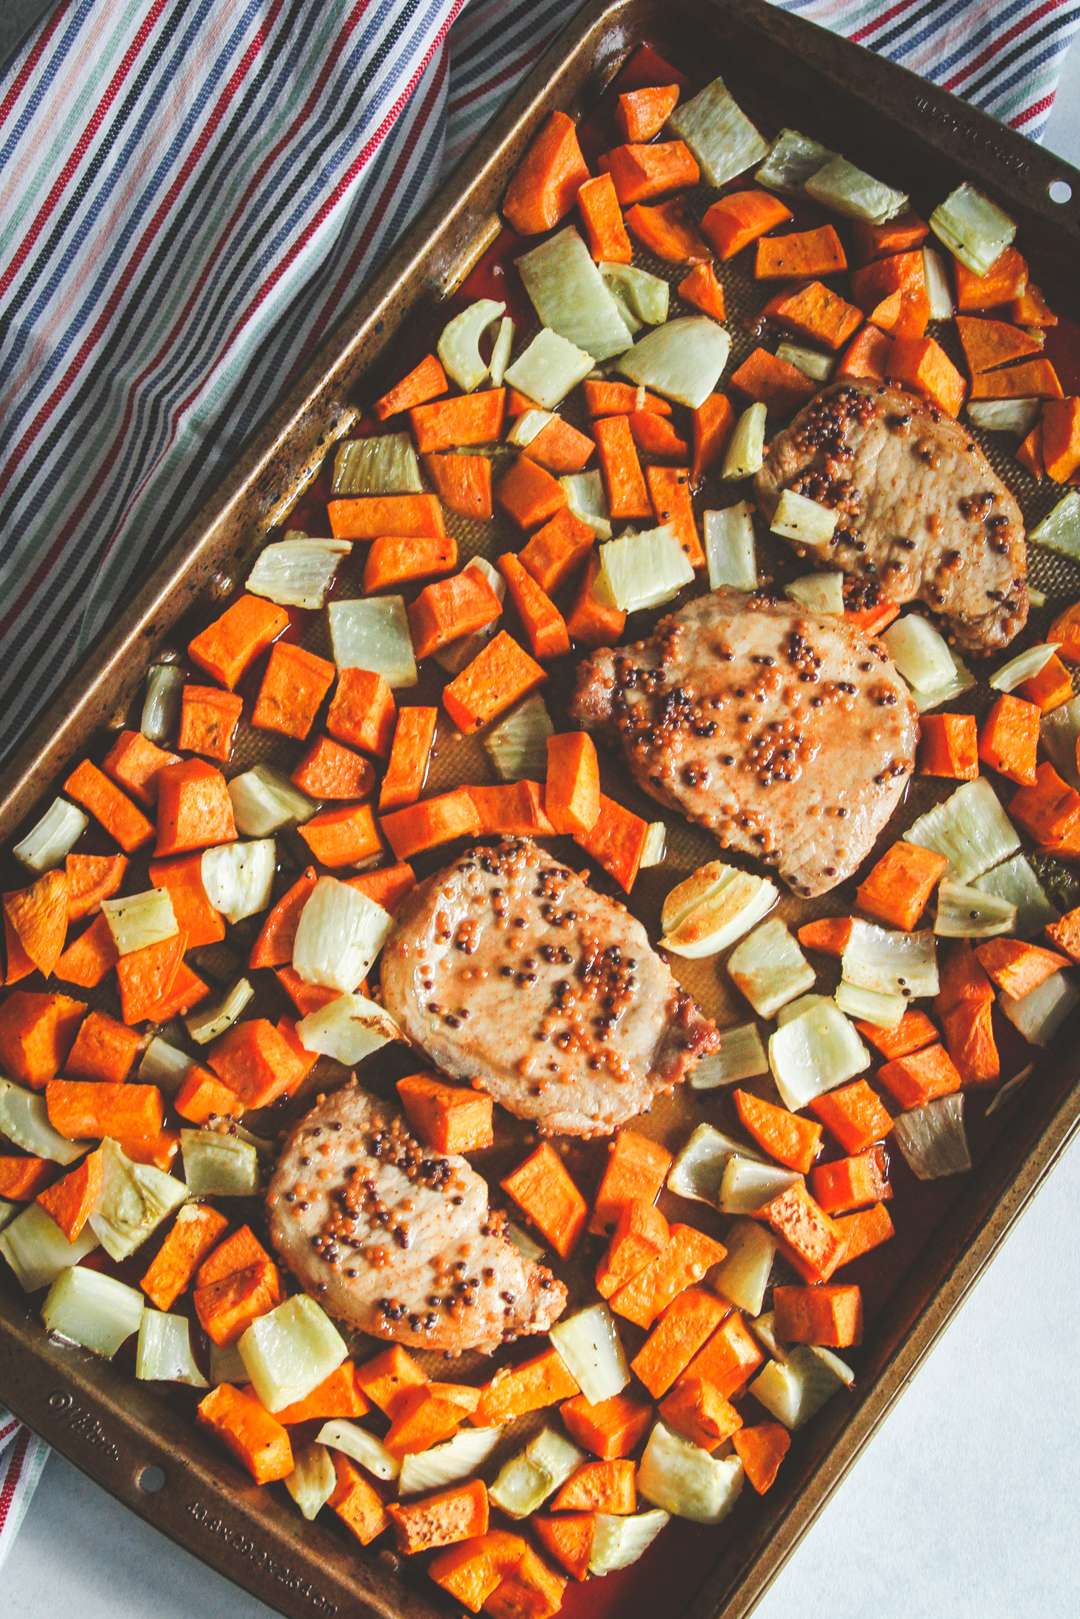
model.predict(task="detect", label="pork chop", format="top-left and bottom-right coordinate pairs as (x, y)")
top-left (266, 1083), bottom-right (566, 1353)
top-left (380, 838), bottom-right (717, 1137)
top-left (754, 381), bottom-right (1027, 653)
top-left (570, 589), bottom-right (917, 897)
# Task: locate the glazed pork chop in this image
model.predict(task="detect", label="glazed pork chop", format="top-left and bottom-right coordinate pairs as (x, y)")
top-left (571, 589), bottom-right (917, 898)
top-left (380, 838), bottom-right (717, 1137)
top-left (267, 1084), bottom-right (565, 1352)
top-left (755, 381), bottom-right (1027, 653)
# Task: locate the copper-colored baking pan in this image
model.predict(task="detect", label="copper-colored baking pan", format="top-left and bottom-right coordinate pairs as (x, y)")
top-left (3, 2), bottom-right (1080, 1617)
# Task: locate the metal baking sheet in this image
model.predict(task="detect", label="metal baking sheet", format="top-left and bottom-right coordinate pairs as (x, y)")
top-left (2, 3), bottom-right (1080, 1617)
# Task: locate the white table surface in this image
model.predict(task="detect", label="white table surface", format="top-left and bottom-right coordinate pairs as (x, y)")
top-left (7, 35), bottom-right (1080, 1619)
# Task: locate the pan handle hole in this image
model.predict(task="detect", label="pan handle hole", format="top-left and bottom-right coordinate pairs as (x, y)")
top-left (138, 1464), bottom-right (166, 1494)
top-left (1048, 178), bottom-right (1073, 204)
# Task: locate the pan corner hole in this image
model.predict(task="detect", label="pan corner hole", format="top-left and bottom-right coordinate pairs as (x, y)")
top-left (1048, 177), bottom-right (1072, 204)
top-left (137, 1464), bottom-right (166, 1495)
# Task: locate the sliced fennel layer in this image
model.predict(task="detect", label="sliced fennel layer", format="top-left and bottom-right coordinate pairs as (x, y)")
top-left (616, 317), bottom-right (730, 411)
top-left (668, 76), bottom-right (768, 188)
top-left (515, 227), bottom-right (633, 362)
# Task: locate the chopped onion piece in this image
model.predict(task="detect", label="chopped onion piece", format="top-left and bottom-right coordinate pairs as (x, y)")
top-left (0, 1200), bottom-right (17, 1235)
top-left (489, 1427), bottom-right (584, 1518)
top-left (0, 1078), bottom-right (85, 1163)
top-left (399, 1427), bottom-right (503, 1495)
top-left (600, 262), bottom-right (669, 326)
top-left (14, 797), bottom-right (88, 873)
top-left (515, 228), bottom-right (633, 362)
top-left (507, 409), bottom-right (554, 449)
top-left (137, 1037), bottom-right (192, 1092)
top-left (704, 502), bottom-right (757, 589)
top-left (437, 298), bottom-right (505, 392)
top-left (689, 1023), bottom-right (769, 1089)
top-left (433, 557), bottom-right (506, 673)
top-left (989, 643), bottom-right (1059, 692)
top-left (776, 342), bottom-right (834, 383)
top-left (776, 993), bottom-right (834, 1026)
top-left (805, 156), bottom-right (907, 223)
top-left (727, 917), bottom-right (815, 1018)
top-left (668, 1123), bottom-right (760, 1207)
top-left (560, 470), bottom-right (611, 539)
top-left (768, 998), bottom-right (869, 1111)
top-left (910, 646), bottom-right (976, 713)
top-left (334, 433), bottom-right (423, 495)
top-left (1029, 587), bottom-right (1047, 609)
top-left (668, 75), bottom-right (768, 187)
top-left (842, 919), bottom-right (939, 1000)
top-left (141, 662), bottom-right (184, 743)
top-left (136, 1308), bottom-right (208, 1387)
top-left (317, 1419), bottom-right (400, 1482)
top-left (749, 1310), bottom-right (787, 1364)
top-left (933, 879), bottom-right (1016, 938)
top-left (209, 1339), bottom-right (247, 1385)
top-left (930, 182), bottom-right (1016, 277)
top-left (809, 1344), bottom-right (856, 1389)
top-left (229, 763), bottom-right (316, 836)
top-left (89, 1138), bottom-right (187, 1262)
top-left (922, 247), bottom-right (954, 320)
top-left (1029, 490), bottom-right (1080, 557)
top-left (640, 821), bottom-right (667, 868)
top-left (661, 859), bottom-right (777, 958)
top-left (771, 489), bottom-right (838, 549)
top-left (285, 1443), bottom-right (336, 1522)
top-left (506, 1221), bottom-right (545, 1263)
top-left (241, 1293), bottom-right (347, 1412)
top-left (489, 315), bottom-right (514, 387)
top-left (101, 887), bottom-right (178, 955)
top-left (965, 398), bottom-right (1040, 437)
top-left (835, 980), bottom-right (905, 1029)
top-left (638, 1421), bottom-right (744, 1523)
top-left (293, 876), bottom-right (391, 993)
top-left (999, 970), bottom-right (1079, 1046)
top-left (328, 596), bottom-right (417, 687)
top-left (482, 694), bottom-right (554, 782)
top-left (882, 613), bottom-right (955, 693)
top-left (503, 326), bottom-right (595, 409)
top-left (185, 979), bottom-right (254, 1045)
top-left (1040, 694), bottom-right (1080, 788)
top-left (550, 1303), bottom-right (629, 1404)
top-left (598, 525), bottom-right (694, 613)
top-left (589, 1511), bottom-right (670, 1575)
top-left (719, 1154), bottom-right (800, 1215)
top-left (296, 993), bottom-right (399, 1066)
top-left (721, 402), bottom-right (767, 480)
top-left (42, 1265), bottom-right (143, 1358)
top-left (785, 571), bottom-right (845, 614)
top-left (180, 1129), bottom-right (259, 1197)
top-left (756, 129), bottom-right (834, 194)
top-left (711, 1219), bottom-right (777, 1315)
top-left (0, 1203), bottom-right (98, 1292)
top-left (893, 1094), bottom-right (971, 1179)
top-left (905, 777), bottom-right (1020, 881)
top-left (974, 854), bottom-right (1058, 938)
top-left (201, 839), bottom-right (275, 925)
top-left (617, 317), bottom-right (730, 411)
top-left (985, 1063), bottom-right (1034, 1117)
top-left (247, 535), bottom-right (351, 610)
top-left (749, 1346), bottom-right (848, 1428)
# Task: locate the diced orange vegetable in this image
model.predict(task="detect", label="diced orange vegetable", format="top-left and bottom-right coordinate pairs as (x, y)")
top-left (188, 594), bottom-right (288, 690)
top-left (347, 861), bottom-right (416, 912)
top-left (544, 732), bottom-right (600, 837)
top-left (855, 838), bottom-right (948, 930)
top-left (576, 172), bottom-right (632, 263)
top-left (250, 641), bottom-right (335, 741)
top-left (397, 1072), bottom-right (493, 1154)
top-left (867, 281), bottom-right (931, 340)
top-left (423, 452), bottom-right (494, 519)
top-left (102, 730), bottom-right (179, 805)
top-left (764, 280), bottom-right (862, 350)
top-left (197, 1383), bottom-right (293, 1484)
top-left (442, 632), bottom-right (546, 735)
top-left (298, 801), bottom-right (382, 867)
top-left (835, 322), bottom-right (893, 383)
top-left (680, 1309), bottom-right (763, 1397)
top-left (627, 410), bottom-right (689, 459)
top-left (630, 1287), bottom-right (728, 1397)
top-left (503, 110), bottom-right (589, 235)
top-left (409, 389), bottom-right (506, 454)
top-left (757, 1182), bottom-right (845, 1286)
top-left (409, 565), bottom-right (504, 660)
top-left (270, 1362), bottom-right (369, 1424)
top-left (971, 355), bottom-right (1063, 401)
top-left (844, 592), bottom-right (901, 636)
top-left (65, 1008), bottom-right (142, 1084)
top-left (566, 554), bottom-right (626, 648)
top-left (956, 314), bottom-right (1042, 375)
top-left (2, 998), bottom-right (85, 1100)
top-left (561, 1390), bottom-right (652, 1459)
top-left (33, 1146), bottom-right (102, 1241)
top-left (54, 914), bottom-right (117, 989)
top-left (1022, 652), bottom-right (1072, 713)
top-left (954, 246), bottom-right (1028, 311)
top-left (5, 903), bottom-right (37, 983)
top-left (149, 852), bottom-right (225, 949)
top-left (0, 1156), bottom-right (52, 1200)
top-left (729, 347), bottom-right (816, 416)
top-left (327, 1452), bottom-right (388, 1545)
top-left (938, 985), bottom-right (1000, 1087)
top-left (472, 1346), bottom-right (579, 1428)
top-left (889, 335), bottom-right (966, 417)
top-left (177, 685), bottom-right (242, 761)
top-left (755, 224), bottom-right (846, 280)
top-left (46, 1079), bottom-right (164, 1161)
top-left (590, 1128), bottom-right (672, 1234)
top-left (975, 937), bottom-right (1070, 999)
top-left (854, 1008), bottom-right (937, 1060)
top-left (65, 853), bottom-right (127, 921)
top-left (690, 393), bottom-right (735, 482)
top-left (354, 1345), bottom-right (427, 1415)
top-left (363, 532), bottom-right (458, 594)
top-left (852, 213), bottom-right (929, 263)
top-left (290, 735), bottom-right (374, 801)
top-left (501, 1142), bottom-right (587, 1259)
top-left (469, 780), bottom-right (554, 838)
top-left (1016, 420), bottom-right (1045, 479)
top-left (388, 1478), bottom-right (488, 1555)
top-left (207, 1018), bottom-right (307, 1108)
top-left (271, 972), bottom-right (338, 1017)
top-left (919, 712), bottom-right (979, 779)
top-left (248, 869), bottom-right (316, 970)
top-left (3, 870), bottom-right (69, 977)
top-left (380, 787), bottom-right (482, 859)
top-left (677, 260), bottom-right (726, 321)
top-left (602, 139), bottom-right (699, 205)
top-left (551, 1459), bottom-right (636, 1515)
top-left (645, 464), bottom-right (704, 568)
top-left (519, 509), bottom-right (595, 596)
top-left (625, 198), bottom-right (710, 263)
top-left (798, 914), bottom-right (853, 958)
top-left (485, 1547), bottom-right (567, 1619)
top-left (608, 1224), bottom-right (726, 1330)
top-left (700, 190), bottom-right (792, 260)
top-left (326, 666), bottom-right (397, 758)
top-left (534, 1515), bottom-right (594, 1583)
top-left (595, 1197), bottom-right (670, 1299)
top-left (877, 1042), bottom-right (962, 1108)
top-left (937, 938), bottom-right (994, 1016)
top-left (833, 1202), bottom-right (895, 1267)
top-left (581, 380), bottom-right (671, 418)
top-left (593, 414), bottom-right (652, 521)
top-left (377, 706), bottom-right (438, 813)
top-left (658, 1376), bottom-right (742, 1451)
top-left (1050, 601), bottom-right (1080, 663)
top-left (1010, 283), bottom-right (1057, 326)
top-left (65, 759), bottom-right (154, 853)
top-left (574, 793), bottom-right (650, 892)
top-left (850, 249), bottom-right (925, 311)
top-left (1046, 905), bottom-right (1080, 963)
top-left (497, 552), bottom-right (570, 660)
top-left (523, 421), bottom-right (594, 481)
top-left (374, 352), bottom-right (448, 421)
top-left (429, 1531), bottom-right (528, 1612)
top-left (978, 693), bottom-right (1040, 786)
top-left (731, 1422), bottom-right (791, 1495)
top-left (733, 1088), bottom-right (823, 1174)
top-left (194, 1228), bottom-right (282, 1344)
top-left (1009, 760), bottom-right (1080, 849)
top-left (327, 493), bottom-right (445, 540)
top-left (154, 759), bottom-right (236, 857)
top-left (173, 1065), bottom-right (243, 1125)
top-left (774, 1283), bottom-right (863, 1348)
top-left (615, 83), bottom-right (680, 141)
top-left (1040, 397), bottom-right (1080, 483)
top-left (810, 1145), bottom-right (890, 1215)
top-left (115, 929), bottom-right (188, 1025)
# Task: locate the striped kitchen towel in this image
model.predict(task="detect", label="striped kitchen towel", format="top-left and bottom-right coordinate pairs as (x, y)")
top-left (0, 0), bottom-right (1077, 1557)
